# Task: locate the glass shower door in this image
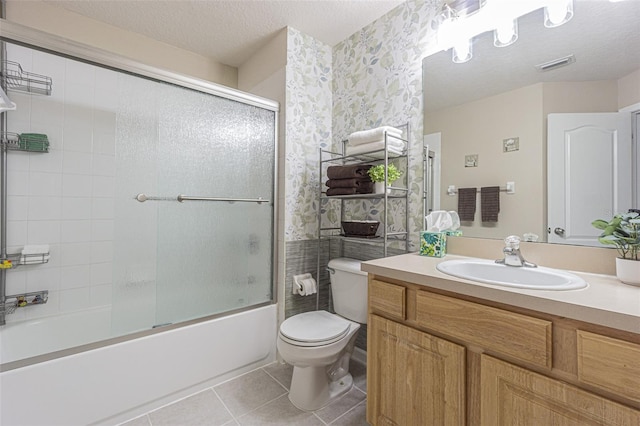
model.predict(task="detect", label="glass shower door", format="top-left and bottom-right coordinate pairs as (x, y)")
top-left (154, 85), bottom-right (275, 325)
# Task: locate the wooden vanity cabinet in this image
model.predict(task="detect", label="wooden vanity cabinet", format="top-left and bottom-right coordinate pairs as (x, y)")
top-left (367, 314), bottom-right (466, 425)
top-left (366, 276), bottom-right (640, 426)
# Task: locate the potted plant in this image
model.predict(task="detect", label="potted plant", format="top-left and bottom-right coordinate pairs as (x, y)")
top-left (367, 164), bottom-right (402, 194)
top-left (592, 211), bottom-right (640, 286)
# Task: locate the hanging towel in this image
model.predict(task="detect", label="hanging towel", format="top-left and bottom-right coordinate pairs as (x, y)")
top-left (348, 126), bottom-right (403, 146)
top-left (326, 177), bottom-right (372, 189)
top-left (326, 164), bottom-right (372, 180)
top-left (457, 188), bottom-right (477, 221)
top-left (481, 186), bottom-right (501, 222)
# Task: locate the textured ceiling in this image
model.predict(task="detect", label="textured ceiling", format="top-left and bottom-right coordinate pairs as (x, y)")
top-left (40, 0), bottom-right (406, 67)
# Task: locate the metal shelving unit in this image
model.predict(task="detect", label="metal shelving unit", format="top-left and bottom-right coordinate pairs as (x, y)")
top-left (317, 123), bottom-right (411, 258)
top-left (0, 55), bottom-right (52, 325)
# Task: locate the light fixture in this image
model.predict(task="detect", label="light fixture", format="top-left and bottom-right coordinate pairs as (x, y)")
top-left (544, 0), bottom-right (574, 27)
top-left (436, 0), bottom-right (575, 63)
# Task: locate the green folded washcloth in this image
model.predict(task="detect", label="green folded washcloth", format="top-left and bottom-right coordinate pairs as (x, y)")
top-left (18, 133), bottom-right (49, 152)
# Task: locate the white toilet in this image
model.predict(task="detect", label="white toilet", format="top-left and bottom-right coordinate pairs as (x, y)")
top-left (277, 257), bottom-right (368, 411)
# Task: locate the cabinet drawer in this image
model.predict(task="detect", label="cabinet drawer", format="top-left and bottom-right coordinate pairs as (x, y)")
top-left (577, 330), bottom-right (640, 403)
top-left (369, 280), bottom-right (405, 321)
top-left (416, 291), bottom-right (552, 369)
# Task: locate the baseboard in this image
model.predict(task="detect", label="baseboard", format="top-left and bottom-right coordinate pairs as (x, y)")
top-left (351, 347), bottom-right (367, 366)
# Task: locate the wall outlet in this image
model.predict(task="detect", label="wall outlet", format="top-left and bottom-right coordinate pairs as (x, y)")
top-left (503, 137), bottom-right (519, 152)
top-left (465, 154), bottom-right (478, 167)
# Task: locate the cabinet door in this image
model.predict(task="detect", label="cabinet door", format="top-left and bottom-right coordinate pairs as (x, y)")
top-left (367, 314), bottom-right (465, 426)
top-left (480, 355), bottom-right (640, 425)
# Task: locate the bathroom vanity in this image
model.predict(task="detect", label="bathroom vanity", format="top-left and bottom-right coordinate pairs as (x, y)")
top-left (363, 253), bottom-right (640, 425)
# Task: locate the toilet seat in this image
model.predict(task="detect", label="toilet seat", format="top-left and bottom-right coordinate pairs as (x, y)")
top-left (279, 311), bottom-right (352, 347)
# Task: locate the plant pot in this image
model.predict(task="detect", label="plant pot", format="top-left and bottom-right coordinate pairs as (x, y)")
top-left (615, 257), bottom-right (640, 286)
top-left (374, 182), bottom-right (391, 194)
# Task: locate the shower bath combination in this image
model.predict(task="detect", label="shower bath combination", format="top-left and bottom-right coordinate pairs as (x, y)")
top-left (0, 20), bottom-right (279, 425)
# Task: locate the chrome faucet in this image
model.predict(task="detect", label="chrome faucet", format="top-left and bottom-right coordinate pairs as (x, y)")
top-left (496, 235), bottom-right (537, 268)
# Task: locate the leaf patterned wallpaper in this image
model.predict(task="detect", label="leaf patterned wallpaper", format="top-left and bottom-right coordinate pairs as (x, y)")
top-left (285, 0), bottom-right (442, 248)
top-left (285, 27), bottom-right (333, 242)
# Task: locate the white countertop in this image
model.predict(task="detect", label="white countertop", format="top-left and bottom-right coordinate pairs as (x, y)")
top-left (362, 252), bottom-right (640, 334)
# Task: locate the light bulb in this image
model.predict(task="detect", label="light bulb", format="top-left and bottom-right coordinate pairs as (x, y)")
top-left (452, 39), bottom-right (472, 63)
top-left (544, 0), bottom-right (574, 28)
top-left (494, 19), bottom-right (518, 47)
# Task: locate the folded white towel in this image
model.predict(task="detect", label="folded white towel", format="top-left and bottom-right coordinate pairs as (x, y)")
top-left (346, 140), bottom-right (405, 157)
top-left (21, 245), bottom-right (50, 255)
top-left (348, 126), bottom-right (403, 146)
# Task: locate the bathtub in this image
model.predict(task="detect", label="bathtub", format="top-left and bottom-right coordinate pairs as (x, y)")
top-left (1, 307), bottom-right (114, 364)
top-left (0, 304), bottom-right (277, 426)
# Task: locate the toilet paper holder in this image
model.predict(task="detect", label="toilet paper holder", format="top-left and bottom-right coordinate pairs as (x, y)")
top-left (292, 273), bottom-right (316, 295)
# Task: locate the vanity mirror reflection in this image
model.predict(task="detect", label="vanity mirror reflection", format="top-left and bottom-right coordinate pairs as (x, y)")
top-left (422, 0), bottom-right (640, 245)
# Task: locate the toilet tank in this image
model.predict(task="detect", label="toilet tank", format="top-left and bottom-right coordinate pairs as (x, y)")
top-left (328, 257), bottom-right (368, 324)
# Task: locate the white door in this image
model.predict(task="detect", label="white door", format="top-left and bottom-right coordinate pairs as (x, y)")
top-left (547, 113), bottom-right (632, 246)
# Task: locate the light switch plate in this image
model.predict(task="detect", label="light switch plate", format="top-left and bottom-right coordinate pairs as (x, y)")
top-left (503, 137), bottom-right (519, 152)
top-left (465, 154), bottom-right (478, 167)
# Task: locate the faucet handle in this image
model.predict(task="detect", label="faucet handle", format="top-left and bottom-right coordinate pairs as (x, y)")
top-left (504, 235), bottom-right (521, 249)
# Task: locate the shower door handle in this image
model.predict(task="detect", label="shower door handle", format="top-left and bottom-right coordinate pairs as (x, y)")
top-left (135, 193), bottom-right (270, 204)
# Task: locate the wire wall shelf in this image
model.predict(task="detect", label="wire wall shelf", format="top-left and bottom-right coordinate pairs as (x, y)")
top-left (1, 60), bottom-right (52, 96)
top-left (0, 290), bottom-right (49, 315)
top-left (1, 252), bottom-right (51, 269)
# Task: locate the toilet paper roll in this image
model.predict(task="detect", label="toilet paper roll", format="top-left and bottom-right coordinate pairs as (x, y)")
top-left (299, 277), bottom-right (317, 296)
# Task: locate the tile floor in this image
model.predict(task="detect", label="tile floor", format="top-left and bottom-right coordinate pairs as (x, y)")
top-left (121, 359), bottom-right (368, 426)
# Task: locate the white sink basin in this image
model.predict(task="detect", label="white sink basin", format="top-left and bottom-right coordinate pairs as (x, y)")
top-left (436, 259), bottom-right (588, 291)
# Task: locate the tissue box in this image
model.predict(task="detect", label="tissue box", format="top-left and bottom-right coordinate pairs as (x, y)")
top-left (446, 230), bottom-right (463, 237)
top-left (420, 231), bottom-right (447, 257)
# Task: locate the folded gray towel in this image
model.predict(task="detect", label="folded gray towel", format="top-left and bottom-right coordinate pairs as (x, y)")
top-left (481, 186), bottom-right (500, 222)
top-left (457, 187), bottom-right (477, 221)
top-left (326, 186), bottom-right (374, 196)
top-left (326, 177), bottom-right (372, 189)
top-left (327, 164), bottom-right (372, 180)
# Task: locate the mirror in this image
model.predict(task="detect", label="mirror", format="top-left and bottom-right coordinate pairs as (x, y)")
top-left (422, 1), bottom-right (640, 244)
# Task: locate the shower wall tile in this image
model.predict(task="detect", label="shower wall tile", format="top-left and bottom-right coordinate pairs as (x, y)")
top-left (5, 270), bottom-right (26, 296)
top-left (62, 151), bottom-right (93, 174)
top-left (7, 196), bottom-right (28, 220)
top-left (60, 220), bottom-right (92, 243)
top-left (28, 172), bottom-right (62, 197)
top-left (7, 151), bottom-right (30, 172)
top-left (7, 221), bottom-right (27, 248)
top-left (27, 220), bottom-right (61, 244)
top-left (61, 197), bottom-right (92, 220)
top-left (91, 262), bottom-right (113, 286)
top-left (60, 265), bottom-right (91, 290)
top-left (60, 242), bottom-right (92, 266)
top-left (59, 287), bottom-right (91, 312)
top-left (28, 197), bottom-right (62, 221)
top-left (4, 43), bottom-right (121, 321)
top-left (27, 267), bottom-right (61, 293)
top-left (30, 149), bottom-right (63, 173)
top-left (62, 173), bottom-right (92, 197)
top-left (7, 171), bottom-right (28, 195)
top-left (91, 220), bottom-right (114, 241)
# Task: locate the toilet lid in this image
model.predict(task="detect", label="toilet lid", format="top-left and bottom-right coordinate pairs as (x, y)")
top-left (280, 311), bottom-right (351, 344)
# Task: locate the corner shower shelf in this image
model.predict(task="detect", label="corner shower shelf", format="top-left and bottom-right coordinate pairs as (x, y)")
top-left (0, 290), bottom-right (49, 315)
top-left (1, 132), bottom-right (49, 152)
top-left (1, 252), bottom-right (51, 268)
top-left (1, 60), bottom-right (52, 96)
